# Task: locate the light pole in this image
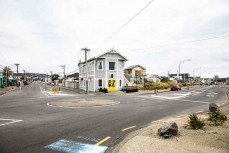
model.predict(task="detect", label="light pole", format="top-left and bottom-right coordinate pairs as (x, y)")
top-left (193, 67), bottom-right (201, 84)
top-left (178, 59), bottom-right (191, 83)
top-left (15, 63), bottom-right (20, 86)
top-left (60, 65), bottom-right (65, 87)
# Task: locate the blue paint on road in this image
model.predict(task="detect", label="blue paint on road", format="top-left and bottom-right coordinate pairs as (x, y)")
top-left (46, 139), bottom-right (108, 153)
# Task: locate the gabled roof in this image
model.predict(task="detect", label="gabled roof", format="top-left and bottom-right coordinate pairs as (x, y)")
top-left (78, 48), bottom-right (128, 65)
top-left (125, 65), bottom-right (146, 70)
top-left (67, 72), bottom-right (79, 78)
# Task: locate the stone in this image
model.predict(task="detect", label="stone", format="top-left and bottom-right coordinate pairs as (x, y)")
top-left (209, 103), bottom-right (218, 113)
top-left (158, 122), bottom-right (178, 138)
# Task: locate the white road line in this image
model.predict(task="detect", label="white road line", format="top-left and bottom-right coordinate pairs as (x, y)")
top-left (151, 92), bottom-right (191, 100)
top-left (0, 118), bottom-right (23, 127)
top-left (37, 83), bottom-right (49, 97)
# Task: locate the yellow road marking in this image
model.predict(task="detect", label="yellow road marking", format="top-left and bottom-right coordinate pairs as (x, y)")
top-left (151, 120), bottom-right (162, 123)
top-left (121, 126), bottom-right (136, 131)
top-left (96, 136), bottom-right (111, 146)
top-left (176, 114), bottom-right (186, 118)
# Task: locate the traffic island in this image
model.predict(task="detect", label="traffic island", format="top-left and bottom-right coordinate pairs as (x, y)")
top-left (47, 99), bottom-right (120, 108)
top-left (110, 103), bottom-right (229, 153)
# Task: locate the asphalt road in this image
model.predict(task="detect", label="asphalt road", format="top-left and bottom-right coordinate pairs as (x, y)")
top-left (0, 82), bottom-right (228, 153)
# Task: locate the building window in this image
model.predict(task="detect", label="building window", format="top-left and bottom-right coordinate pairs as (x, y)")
top-left (120, 80), bottom-right (122, 86)
top-left (98, 79), bottom-right (102, 86)
top-left (109, 62), bottom-right (115, 70)
top-left (98, 61), bottom-right (103, 70)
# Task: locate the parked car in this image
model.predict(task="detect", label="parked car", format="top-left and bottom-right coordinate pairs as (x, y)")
top-left (171, 85), bottom-right (181, 91)
top-left (23, 81), bottom-right (28, 85)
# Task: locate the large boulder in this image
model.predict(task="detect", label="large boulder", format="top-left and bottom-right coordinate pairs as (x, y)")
top-left (158, 121), bottom-right (178, 138)
top-left (209, 103), bottom-right (218, 113)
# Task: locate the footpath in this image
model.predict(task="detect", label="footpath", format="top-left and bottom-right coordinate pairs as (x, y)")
top-left (0, 86), bottom-right (18, 96)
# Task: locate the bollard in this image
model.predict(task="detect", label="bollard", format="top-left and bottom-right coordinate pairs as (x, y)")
top-left (187, 86), bottom-right (189, 91)
top-left (59, 87), bottom-right (61, 91)
top-left (155, 89), bottom-right (158, 95)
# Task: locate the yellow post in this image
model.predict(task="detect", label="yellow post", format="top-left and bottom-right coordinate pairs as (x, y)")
top-left (53, 88), bottom-right (56, 94)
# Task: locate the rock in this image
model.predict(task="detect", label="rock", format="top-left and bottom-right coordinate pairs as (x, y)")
top-left (209, 103), bottom-right (218, 112)
top-left (158, 122), bottom-right (178, 138)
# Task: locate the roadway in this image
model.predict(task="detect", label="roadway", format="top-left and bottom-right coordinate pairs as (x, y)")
top-left (0, 81), bottom-right (228, 153)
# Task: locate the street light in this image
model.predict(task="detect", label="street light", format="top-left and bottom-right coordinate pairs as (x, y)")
top-left (193, 67), bottom-right (201, 84)
top-left (179, 59), bottom-right (191, 83)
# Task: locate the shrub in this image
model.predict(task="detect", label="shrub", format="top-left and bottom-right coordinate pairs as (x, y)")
top-left (188, 113), bottom-right (205, 129)
top-left (209, 109), bottom-right (227, 126)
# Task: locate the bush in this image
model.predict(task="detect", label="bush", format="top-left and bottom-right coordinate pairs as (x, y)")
top-left (209, 109), bottom-right (227, 126)
top-left (188, 113), bottom-right (205, 129)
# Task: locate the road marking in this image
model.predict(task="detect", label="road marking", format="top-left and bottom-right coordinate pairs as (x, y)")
top-left (95, 137), bottom-right (111, 146)
top-left (37, 83), bottom-right (49, 97)
top-left (176, 114), bottom-right (187, 118)
top-left (151, 92), bottom-right (191, 100)
top-left (151, 120), bottom-right (162, 123)
top-left (46, 139), bottom-right (108, 153)
top-left (77, 136), bottom-right (100, 143)
top-left (47, 100), bottom-right (120, 108)
top-left (0, 118), bottom-right (23, 127)
top-left (121, 126), bottom-right (136, 131)
top-left (195, 111), bottom-right (203, 113)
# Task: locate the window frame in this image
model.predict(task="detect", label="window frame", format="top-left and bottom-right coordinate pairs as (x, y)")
top-left (109, 62), bottom-right (115, 70)
top-left (98, 79), bottom-right (102, 87)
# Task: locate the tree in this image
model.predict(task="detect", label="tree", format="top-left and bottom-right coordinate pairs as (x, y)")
top-left (161, 76), bottom-right (170, 83)
top-left (51, 74), bottom-right (59, 81)
top-left (3, 66), bottom-right (12, 87)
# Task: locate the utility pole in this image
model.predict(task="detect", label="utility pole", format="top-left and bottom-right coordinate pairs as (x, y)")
top-left (15, 63), bottom-right (20, 86)
top-left (81, 47), bottom-right (90, 94)
top-left (50, 71), bottom-right (53, 82)
top-left (60, 65), bottom-right (65, 86)
top-left (22, 70), bottom-right (26, 81)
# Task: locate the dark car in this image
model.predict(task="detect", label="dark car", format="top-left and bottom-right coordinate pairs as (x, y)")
top-left (121, 86), bottom-right (129, 91)
top-left (171, 85), bottom-right (181, 91)
top-left (23, 81), bottom-right (28, 85)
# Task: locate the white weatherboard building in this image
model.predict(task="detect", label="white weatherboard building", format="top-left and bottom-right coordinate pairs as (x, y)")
top-left (78, 49), bottom-right (128, 92)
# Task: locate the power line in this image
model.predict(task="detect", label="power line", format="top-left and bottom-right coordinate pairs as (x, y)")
top-left (127, 34), bottom-right (229, 52)
top-left (95, 0), bottom-right (155, 51)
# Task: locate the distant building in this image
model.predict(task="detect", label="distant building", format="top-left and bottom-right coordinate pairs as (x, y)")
top-left (146, 74), bottom-right (161, 83)
top-left (65, 73), bottom-right (79, 89)
top-left (78, 49), bottom-right (128, 92)
top-left (124, 65), bottom-right (146, 86)
top-left (169, 73), bottom-right (190, 82)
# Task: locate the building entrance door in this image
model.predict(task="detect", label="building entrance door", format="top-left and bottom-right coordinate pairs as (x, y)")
top-left (108, 80), bottom-right (116, 91)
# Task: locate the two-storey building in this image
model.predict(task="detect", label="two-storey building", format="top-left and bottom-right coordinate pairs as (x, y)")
top-left (78, 49), bottom-right (128, 92)
top-left (124, 65), bottom-right (146, 87)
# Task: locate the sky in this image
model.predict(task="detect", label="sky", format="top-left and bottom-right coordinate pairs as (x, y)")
top-left (0, 0), bottom-right (229, 78)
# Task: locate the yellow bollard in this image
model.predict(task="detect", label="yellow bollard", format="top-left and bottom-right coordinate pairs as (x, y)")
top-left (53, 88), bottom-right (56, 94)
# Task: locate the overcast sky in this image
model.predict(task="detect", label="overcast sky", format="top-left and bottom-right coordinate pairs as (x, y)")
top-left (0, 0), bottom-right (229, 78)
